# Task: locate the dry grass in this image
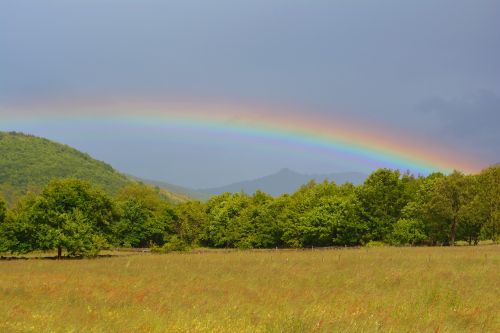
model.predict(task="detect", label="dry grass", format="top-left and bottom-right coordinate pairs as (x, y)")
top-left (0, 245), bottom-right (499, 332)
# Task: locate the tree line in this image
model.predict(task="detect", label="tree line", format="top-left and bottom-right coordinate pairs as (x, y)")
top-left (0, 166), bottom-right (498, 258)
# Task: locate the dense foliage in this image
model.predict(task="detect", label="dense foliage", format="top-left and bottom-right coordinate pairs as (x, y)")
top-left (0, 165), bottom-right (498, 257)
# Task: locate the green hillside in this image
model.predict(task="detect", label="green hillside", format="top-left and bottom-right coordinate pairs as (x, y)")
top-left (0, 131), bottom-right (189, 205)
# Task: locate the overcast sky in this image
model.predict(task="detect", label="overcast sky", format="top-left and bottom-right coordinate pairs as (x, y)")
top-left (1, 0), bottom-right (499, 188)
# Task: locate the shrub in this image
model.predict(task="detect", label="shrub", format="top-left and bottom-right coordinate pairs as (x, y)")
top-left (152, 235), bottom-right (190, 253)
top-left (390, 218), bottom-right (427, 246)
top-left (364, 240), bottom-right (388, 247)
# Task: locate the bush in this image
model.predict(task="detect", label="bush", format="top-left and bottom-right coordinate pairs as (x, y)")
top-left (152, 235), bottom-right (189, 253)
top-left (364, 240), bottom-right (388, 247)
top-left (390, 218), bottom-right (427, 246)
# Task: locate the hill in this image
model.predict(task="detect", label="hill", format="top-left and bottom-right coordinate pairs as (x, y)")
top-left (127, 175), bottom-right (211, 202)
top-left (0, 132), bottom-right (189, 205)
top-left (199, 168), bottom-right (367, 196)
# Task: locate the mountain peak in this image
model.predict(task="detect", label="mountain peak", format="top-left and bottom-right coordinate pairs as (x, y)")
top-left (200, 169), bottom-right (368, 196)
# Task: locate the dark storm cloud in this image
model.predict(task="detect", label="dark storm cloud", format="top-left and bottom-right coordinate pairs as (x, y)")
top-left (415, 91), bottom-right (500, 161)
top-left (1, 0), bottom-right (499, 105)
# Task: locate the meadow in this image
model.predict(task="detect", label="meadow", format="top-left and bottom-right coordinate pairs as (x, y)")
top-left (0, 245), bottom-right (498, 333)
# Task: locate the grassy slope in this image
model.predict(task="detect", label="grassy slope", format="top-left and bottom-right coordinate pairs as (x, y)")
top-left (0, 245), bottom-right (498, 332)
top-left (0, 132), bottom-right (189, 204)
top-left (127, 174), bottom-right (211, 202)
top-left (148, 184), bottom-right (192, 204)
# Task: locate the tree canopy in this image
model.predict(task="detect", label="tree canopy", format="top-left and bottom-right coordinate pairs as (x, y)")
top-left (1, 166), bottom-right (498, 257)
top-left (3, 179), bottom-right (115, 257)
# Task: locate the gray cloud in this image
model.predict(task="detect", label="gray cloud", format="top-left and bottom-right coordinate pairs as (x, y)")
top-left (415, 91), bottom-right (500, 163)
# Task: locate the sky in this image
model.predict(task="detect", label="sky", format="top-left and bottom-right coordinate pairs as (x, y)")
top-left (1, 0), bottom-right (499, 188)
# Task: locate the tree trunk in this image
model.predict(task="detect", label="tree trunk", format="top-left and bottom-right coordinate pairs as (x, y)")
top-left (449, 218), bottom-right (457, 246)
top-left (57, 246), bottom-right (62, 260)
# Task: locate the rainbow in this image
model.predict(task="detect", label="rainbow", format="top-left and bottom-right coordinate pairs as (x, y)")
top-left (0, 100), bottom-right (481, 174)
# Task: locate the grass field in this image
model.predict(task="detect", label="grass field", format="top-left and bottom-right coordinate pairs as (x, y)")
top-left (0, 246), bottom-right (499, 332)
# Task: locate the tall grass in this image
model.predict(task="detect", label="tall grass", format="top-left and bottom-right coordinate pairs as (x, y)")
top-left (0, 245), bottom-right (498, 332)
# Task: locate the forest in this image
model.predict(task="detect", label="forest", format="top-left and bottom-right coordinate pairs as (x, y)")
top-left (0, 165), bottom-right (498, 258)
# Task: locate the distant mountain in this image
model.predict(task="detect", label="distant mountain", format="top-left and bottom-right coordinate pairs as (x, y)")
top-left (127, 175), bottom-right (211, 202)
top-left (0, 131), bottom-right (190, 205)
top-left (199, 168), bottom-right (368, 196)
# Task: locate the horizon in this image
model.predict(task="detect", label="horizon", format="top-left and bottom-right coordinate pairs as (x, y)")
top-left (3, 129), bottom-right (497, 196)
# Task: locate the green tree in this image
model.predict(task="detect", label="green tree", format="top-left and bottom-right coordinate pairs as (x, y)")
top-left (114, 199), bottom-right (153, 247)
top-left (114, 184), bottom-right (175, 247)
top-left (389, 218), bottom-right (427, 246)
top-left (50, 209), bottom-right (108, 257)
top-left (7, 179), bottom-right (115, 258)
top-left (474, 166), bottom-right (500, 241)
top-left (280, 180), bottom-right (332, 247)
top-left (401, 173), bottom-right (446, 245)
top-left (0, 193), bottom-right (38, 254)
top-left (298, 194), bottom-right (366, 246)
top-left (296, 182), bottom-right (367, 246)
top-left (280, 181), bottom-right (366, 247)
top-left (357, 169), bottom-right (411, 242)
top-left (247, 191), bottom-right (287, 248)
top-left (456, 175), bottom-right (485, 245)
top-left (230, 190), bottom-right (280, 248)
top-left (204, 193), bottom-right (250, 248)
top-left (172, 201), bottom-right (208, 246)
top-left (424, 171), bottom-right (473, 246)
